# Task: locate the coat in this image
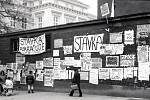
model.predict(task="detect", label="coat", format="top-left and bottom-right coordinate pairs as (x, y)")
top-left (72, 72), bottom-right (80, 85)
top-left (26, 74), bottom-right (34, 85)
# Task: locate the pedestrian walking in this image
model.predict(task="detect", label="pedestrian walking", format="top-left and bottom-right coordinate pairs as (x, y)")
top-left (69, 69), bottom-right (82, 97)
top-left (26, 71), bottom-right (35, 93)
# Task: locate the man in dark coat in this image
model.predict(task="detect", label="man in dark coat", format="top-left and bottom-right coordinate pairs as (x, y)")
top-left (26, 71), bottom-right (35, 93)
top-left (69, 69), bottom-right (82, 97)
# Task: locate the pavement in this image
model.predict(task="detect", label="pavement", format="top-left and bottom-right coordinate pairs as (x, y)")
top-left (0, 91), bottom-right (149, 100)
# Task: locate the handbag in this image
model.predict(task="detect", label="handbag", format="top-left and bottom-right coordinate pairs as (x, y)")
top-left (71, 84), bottom-right (78, 90)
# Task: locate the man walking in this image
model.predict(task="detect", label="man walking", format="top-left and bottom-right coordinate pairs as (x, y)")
top-left (26, 71), bottom-right (35, 93)
top-left (69, 69), bottom-right (82, 97)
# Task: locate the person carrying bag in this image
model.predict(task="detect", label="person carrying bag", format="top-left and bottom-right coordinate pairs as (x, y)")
top-left (69, 69), bottom-right (82, 97)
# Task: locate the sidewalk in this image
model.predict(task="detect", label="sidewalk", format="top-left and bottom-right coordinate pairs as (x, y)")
top-left (0, 91), bottom-right (148, 100)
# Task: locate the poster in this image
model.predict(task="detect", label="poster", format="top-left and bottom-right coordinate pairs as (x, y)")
top-left (120, 55), bottom-right (135, 66)
top-left (106, 56), bottom-right (119, 67)
top-left (54, 39), bottom-right (63, 48)
top-left (138, 62), bottom-right (150, 81)
top-left (99, 68), bottom-right (109, 79)
top-left (44, 68), bottom-right (53, 77)
top-left (19, 34), bottom-right (46, 55)
top-left (89, 69), bottom-right (98, 85)
top-left (7, 70), bottom-right (14, 78)
top-left (74, 60), bottom-right (81, 67)
top-left (79, 71), bottom-right (89, 80)
top-left (28, 63), bottom-right (36, 73)
top-left (110, 68), bottom-right (123, 80)
top-left (124, 67), bottom-right (134, 79)
top-left (64, 57), bottom-right (74, 66)
top-left (16, 53), bottom-right (25, 64)
top-left (43, 57), bottom-right (53, 68)
top-left (53, 50), bottom-right (59, 57)
top-left (137, 45), bottom-right (149, 62)
top-left (36, 70), bottom-right (44, 81)
top-left (63, 45), bottom-right (72, 55)
top-left (36, 61), bottom-right (44, 69)
top-left (91, 58), bottom-right (102, 69)
top-left (44, 76), bottom-right (54, 87)
top-left (59, 70), bottom-right (68, 79)
top-left (80, 53), bottom-right (91, 71)
top-left (100, 3), bottom-right (110, 17)
top-left (137, 24), bottom-right (150, 38)
top-left (53, 69), bottom-right (60, 79)
top-left (53, 58), bottom-right (60, 67)
top-left (124, 30), bottom-right (134, 44)
top-left (110, 32), bottom-right (122, 43)
top-left (74, 34), bottom-right (104, 52)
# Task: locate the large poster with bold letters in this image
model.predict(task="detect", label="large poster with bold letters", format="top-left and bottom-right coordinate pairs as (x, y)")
top-left (19, 34), bottom-right (46, 55)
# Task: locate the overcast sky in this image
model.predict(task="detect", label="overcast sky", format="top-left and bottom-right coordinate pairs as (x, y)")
top-left (78, 0), bottom-right (97, 16)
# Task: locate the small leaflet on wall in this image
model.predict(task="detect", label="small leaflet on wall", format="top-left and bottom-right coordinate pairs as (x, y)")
top-left (53, 69), bottom-right (61, 79)
top-left (44, 76), bottom-right (54, 87)
top-left (54, 39), bottom-right (63, 48)
top-left (137, 45), bottom-right (149, 62)
top-left (124, 30), bottom-right (134, 44)
top-left (36, 70), bottom-right (44, 81)
top-left (91, 58), bottom-right (102, 69)
top-left (60, 60), bottom-right (67, 70)
top-left (7, 70), bottom-right (14, 78)
top-left (43, 57), bottom-right (53, 68)
top-left (110, 32), bottom-right (122, 43)
top-left (59, 70), bottom-right (68, 79)
top-left (53, 58), bottom-right (60, 67)
top-left (36, 61), bottom-right (44, 69)
top-left (120, 55), bottom-right (135, 66)
top-left (99, 68), bottom-right (110, 79)
top-left (79, 71), bottom-right (89, 80)
top-left (110, 68), bottom-right (123, 80)
top-left (53, 50), bottom-right (59, 57)
top-left (74, 60), bottom-right (81, 67)
top-left (64, 57), bottom-right (74, 66)
top-left (44, 68), bottom-right (53, 76)
top-left (63, 45), bottom-right (72, 55)
top-left (124, 67), bottom-right (134, 79)
top-left (106, 56), bottom-right (119, 67)
top-left (89, 69), bottom-right (98, 85)
top-left (138, 62), bottom-right (150, 81)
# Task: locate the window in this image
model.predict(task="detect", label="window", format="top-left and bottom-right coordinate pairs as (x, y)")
top-left (38, 17), bottom-right (42, 28)
top-left (10, 17), bottom-right (16, 27)
top-left (53, 15), bottom-right (60, 26)
top-left (22, 18), bottom-right (27, 29)
top-left (46, 35), bottom-right (51, 50)
top-left (65, 16), bottom-right (75, 24)
top-left (11, 38), bottom-right (19, 52)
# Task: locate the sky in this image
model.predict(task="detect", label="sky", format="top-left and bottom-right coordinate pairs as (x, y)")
top-left (78, 0), bottom-right (97, 16)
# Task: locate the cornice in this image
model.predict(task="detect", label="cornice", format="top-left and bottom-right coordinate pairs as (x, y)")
top-left (30, 3), bottom-right (88, 17)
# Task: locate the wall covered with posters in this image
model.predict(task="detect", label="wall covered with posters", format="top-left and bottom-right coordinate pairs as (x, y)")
top-left (0, 14), bottom-right (150, 90)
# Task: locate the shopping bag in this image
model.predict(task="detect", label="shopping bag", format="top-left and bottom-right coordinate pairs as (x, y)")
top-left (70, 84), bottom-right (78, 90)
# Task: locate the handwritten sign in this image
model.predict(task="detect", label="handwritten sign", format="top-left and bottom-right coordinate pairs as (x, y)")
top-left (19, 34), bottom-right (45, 55)
top-left (100, 3), bottom-right (110, 17)
top-left (106, 56), bottom-right (119, 67)
top-left (74, 34), bottom-right (104, 52)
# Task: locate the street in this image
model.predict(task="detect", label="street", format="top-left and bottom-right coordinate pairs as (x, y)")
top-left (0, 91), bottom-right (148, 100)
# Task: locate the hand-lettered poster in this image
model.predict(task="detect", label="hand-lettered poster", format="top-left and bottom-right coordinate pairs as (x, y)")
top-left (124, 30), bottom-right (134, 44)
top-left (54, 39), bottom-right (63, 48)
top-left (53, 50), bottom-right (59, 57)
top-left (89, 69), bottom-right (98, 84)
top-left (110, 68), bottom-right (123, 80)
top-left (19, 34), bottom-right (46, 55)
top-left (137, 24), bottom-right (150, 38)
top-left (63, 45), bottom-right (72, 55)
top-left (99, 44), bottom-right (124, 55)
top-left (74, 34), bottom-right (104, 52)
top-left (106, 56), bottom-right (119, 67)
top-left (120, 55), bottom-right (135, 66)
top-left (91, 58), bottom-right (102, 69)
top-left (36, 70), bottom-right (44, 81)
top-left (44, 68), bottom-right (53, 77)
top-left (137, 45), bottom-right (149, 62)
top-left (124, 67), bottom-right (134, 79)
top-left (110, 32), bottom-right (122, 43)
top-left (36, 61), bottom-right (43, 69)
top-left (43, 57), bottom-right (53, 68)
top-left (44, 76), bottom-right (54, 87)
top-left (79, 71), bottom-right (89, 80)
top-left (138, 62), bottom-right (150, 81)
top-left (64, 57), bottom-right (74, 66)
top-left (80, 53), bottom-right (91, 71)
top-left (99, 68), bottom-right (110, 79)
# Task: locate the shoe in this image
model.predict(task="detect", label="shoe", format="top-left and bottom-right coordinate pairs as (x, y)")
top-left (31, 90), bottom-right (34, 93)
top-left (79, 95), bottom-right (82, 97)
top-left (28, 91), bottom-right (30, 93)
top-left (69, 94), bottom-right (73, 96)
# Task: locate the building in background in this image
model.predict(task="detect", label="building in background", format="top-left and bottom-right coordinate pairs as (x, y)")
top-left (97, 0), bottom-right (150, 19)
top-left (25, 0), bottom-right (96, 29)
